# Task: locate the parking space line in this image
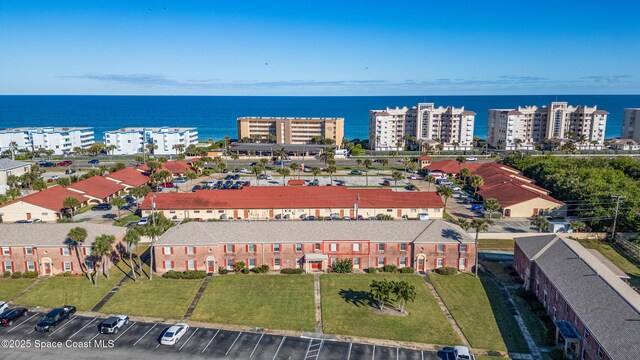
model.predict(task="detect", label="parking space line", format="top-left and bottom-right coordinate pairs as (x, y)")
top-left (48, 317), bottom-right (77, 337)
top-left (178, 328), bottom-right (199, 351)
top-left (372, 345), bottom-right (375, 360)
top-left (346, 343), bottom-right (352, 360)
top-left (272, 336), bottom-right (286, 360)
top-left (396, 347), bottom-right (399, 359)
top-left (249, 333), bottom-right (263, 358)
top-left (304, 339), bottom-right (313, 359)
top-left (421, 350), bottom-right (424, 360)
top-left (114, 322), bottom-right (137, 342)
top-left (201, 329), bottom-right (220, 353)
top-left (68, 317), bottom-right (97, 339)
top-left (225, 331), bottom-right (242, 356)
top-left (133, 323), bottom-right (157, 346)
top-left (7, 312), bottom-right (39, 333)
top-left (89, 332), bottom-right (100, 342)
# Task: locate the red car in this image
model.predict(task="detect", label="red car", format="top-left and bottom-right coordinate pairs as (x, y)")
top-left (57, 161), bottom-right (73, 167)
top-left (161, 182), bottom-right (174, 188)
top-left (383, 180), bottom-right (391, 186)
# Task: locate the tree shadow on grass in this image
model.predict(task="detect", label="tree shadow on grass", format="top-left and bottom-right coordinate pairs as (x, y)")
top-left (338, 288), bottom-right (375, 308)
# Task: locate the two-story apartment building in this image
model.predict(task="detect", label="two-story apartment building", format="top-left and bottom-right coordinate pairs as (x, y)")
top-left (153, 220), bottom-right (475, 274)
top-left (0, 223), bottom-right (126, 276)
top-left (0, 159), bottom-right (31, 194)
top-left (514, 235), bottom-right (640, 360)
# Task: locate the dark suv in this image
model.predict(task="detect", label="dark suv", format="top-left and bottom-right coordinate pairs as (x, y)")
top-left (91, 203), bottom-right (113, 211)
top-left (35, 305), bottom-right (76, 332)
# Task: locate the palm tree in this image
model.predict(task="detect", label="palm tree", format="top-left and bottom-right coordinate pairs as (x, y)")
top-left (8, 141), bottom-right (18, 160)
top-left (437, 185), bottom-right (454, 212)
top-left (67, 227), bottom-right (88, 276)
top-left (513, 138), bottom-right (523, 152)
top-left (6, 175), bottom-right (19, 188)
top-left (370, 279), bottom-right (393, 310)
top-left (470, 218), bottom-right (491, 277)
top-left (105, 144), bottom-right (118, 155)
top-left (363, 159), bottom-right (373, 187)
top-left (326, 165), bottom-right (337, 185)
top-left (483, 198), bottom-right (501, 220)
top-left (63, 197), bottom-right (81, 220)
top-left (469, 174), bottom-right (484, 196)
top-left (146, 160), bottom-right (162, 174)
top-left (277, 167), bottom-right (291, 185)
top-left (92, 234), bottom-right (115, 283)
top-left (111, 197), bottom-right (127, 221)
top-left (123, 228), bottom-right (141, 281)
top-left (130, 186), bottom-right (150, 208)
top-left (459, 168), bottom-right (471, 185)
top-left (311, 167), bottom-right (321, 181)
top-left (140, 224), bottom-right (164, 280)
top-left (392, 281), bottom-right (416, 313)
top-left (252, 165), bottom-right (264, 185)
top-left (425, 175), bottom-right (436, 191)
top-left (531, 216), bottom-right (549, 233)
top-left (289, 162), bottom-right (300, 179)
top-left (184, 169), bottom-right (198, 182)
top-left (230, 153), bottom-right (239, 172)
top-left (380, 159), bottom-right (389, 175)
top-left (355, 159), bottom-right (363, 169)
top-left (172, 144), bottom-right (185, 155)
top-left (391, 171), bottom-right (404, 191)
top-left (5, 187), bottom-right (20, 200)
top-left (145, 143), bottom-right (158, 156)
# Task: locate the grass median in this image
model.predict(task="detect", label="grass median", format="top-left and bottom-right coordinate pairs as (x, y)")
top-left (429, 273), bottom-right (528, 353)
top-left (190, 275), bottom-right (315, 332)
top-left (320, 274), bottom-right (459, 345)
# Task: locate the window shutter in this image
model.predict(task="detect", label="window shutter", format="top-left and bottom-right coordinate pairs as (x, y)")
top-left (194, 261), bottom-right (197, 271)
top-left (397, 257), bottom-right (399, 265)
top-left (185, 260), bottom-right (188, 270)
top-left (193, 247), bottom-right (197, 254)
top-left (24, 261), bottom-right (27, 272)
top-left (163, 261), bottom-right (166, 269)
top-left (60, 248), bottom-right (63, 255)
top-left (232, 245), bottom-right (235, 252)
top-left (172, 260), bottom-right (175, 269)
top-left (71, 262), bottom-right (74, 272)
top-left (184, 247), bottom-right (187, 254)
top-left (23, 247), bottom-right (26, 255)
top-left (246, 244), bottom-right (248, 252)
top-left (61, 262), bottom-right (64, 271)
top-left (171, 247), bottom-right (174, 255)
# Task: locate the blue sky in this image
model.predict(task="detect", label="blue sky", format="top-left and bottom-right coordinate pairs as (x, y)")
top-left (0, 0), bottom-right (639, 95)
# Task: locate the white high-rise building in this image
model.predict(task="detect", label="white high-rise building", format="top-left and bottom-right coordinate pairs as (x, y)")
top-left (621, 108), bottom-right (640, 142)
top-left (487, 102), bottom-right (608, 150)
top-left (369, 103), bottom-right (475, 151)
top-left (104, 127), bottom-right (199, 155)
top-left (0, 127), bottom-right (94, 155)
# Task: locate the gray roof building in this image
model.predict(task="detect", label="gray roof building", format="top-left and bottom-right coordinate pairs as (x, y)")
top-left (0, 159), bottom-right (30, 171)
top-left (0, 223), bottom-right (126, 247)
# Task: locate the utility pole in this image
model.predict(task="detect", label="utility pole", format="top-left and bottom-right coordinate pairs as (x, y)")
top-left (150, 195), bottom-right (156, 280)
top-left (611, 194), bottom-right (624, 241)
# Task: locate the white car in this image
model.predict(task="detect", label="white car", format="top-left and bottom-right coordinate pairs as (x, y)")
top-left (240, 167), bottom-right (249, 173)
top-left (206, 181), bottom-right (215, 187)
top-left (266, 175), bottom-right (273, 180)
top-left (408, 175), bottom-right (417, 180)
top-left (137, 217), bottom-right (148, 226)
top-left (50, 175), bottom-right (60, 181)
top-left (160, 323), bottom-right (190, 345)
top-left (465, 157), bottom-right (478, 162)
top-left (453, 345), bottom-right (475, 360)
top-left (449, 186), bottom-right (462, 191)
top-left (0, 302), bottom-right (8, 314)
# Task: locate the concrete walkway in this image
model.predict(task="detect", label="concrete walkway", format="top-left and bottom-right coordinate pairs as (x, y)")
top-left (10, 276), bottom-right (46, 302)
top-left (183, 274), bottom-right (213, 320)
top-left (313, 273), bottom-right (323, 334)
top-left (421, 274), bottom-right (470, 348)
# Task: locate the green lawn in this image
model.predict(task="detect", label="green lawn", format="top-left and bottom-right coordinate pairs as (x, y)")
top-left (575, 237), bottom-right (640, 287)
top-left (321, 274), bottom-right (459, 345)
top-left (0, 279), bottom-right (36, 300)
top-left (429, 273), bottom-right (528, 353)
top-left (16, 267), bottom-right (126, 311)
top-left (100, 277), bottom-right (202, 320)
top-left (191, 275), bottom-right (315, 332)
top-left (113, 213), bottom-right (141, 226)
top-left (478, 239), bottom-right (514, 250)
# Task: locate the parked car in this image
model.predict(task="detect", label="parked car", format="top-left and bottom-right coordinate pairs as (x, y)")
top-left (57, 161), bottom-right (72, 167)
top-left (250, 162), bottom-right (257, 166)
top-left (257, 174), bottom-right (266, 180)
top-left (465, 157), bottom-right (478, 162)
top-left (91, 203), bottom-right (113, 211)
top-left (88, 159), bottom-right (100, 164)
top-left (343, 216), bottom-right (351, 221)
top-left (27, 219), bottom-right (42, 223)
top-left (453, 345), bottom-right (475, 360)
top-left (470, 204), bottom-right (484, 212)
top-left (13, 220), bottom-right (30, 224)
top-left (266, 175), bottom-right (273, 180)
top-left (50, 175), bottom-right (60, 181)
top-left (163, 182), bottom-right (175, 188)
top-left (350, 170), bottom-right (363, 175)
top-left (382, 180), bottom-right (391, 186)
top-left (0, 302), bottom-right (8, 314)
top-left (65, 168), bottom-right (76, 174)
top-left (98, 315), bottom-right (129, 334)
top-left (39, 161), bottom-right (56, 167)
top-left (233, 174), bottom-right (240, 180)
top-left (306, 215), bottom-right (316, 221)
top-left (330, 213), bottom-right (340, 220)
top-left (357, 215), bottom-right (364, 220)
top-left (449, 186), bottom-right (462, 191)
top-left (407, 175), bottom-right (417, 180)
top-left (35, 306), bottom-right (76, 332)
top-left (160, 323), bottom-right (190, 345)
top-left (192, 185), bottom-right (202, 192)
top-left (0, 308), bottom-right (28, 327)
top-left (240, 167), bottom-right (249, 173)
top-left (172, 177), bottom-right (187, 183)
top-left (137, 217), bottom-right (148, 226)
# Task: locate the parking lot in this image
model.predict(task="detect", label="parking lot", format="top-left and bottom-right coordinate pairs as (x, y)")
top-left (0, 313), bottom-right (454, 359)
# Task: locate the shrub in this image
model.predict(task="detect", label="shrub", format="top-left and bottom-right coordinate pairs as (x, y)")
top-left (233, 261), bottom-right (246, 273)
top-left (22, 271), bottom-right (39, 278)
top-left (218, 267), bottom-right (229, 275)
top-left (376, 214), bottom-right (394, 220)
top-left (280, 268), bottom-right (305, 274)
top-left (56, 271), bottom-right (73, 277)
top-left (382, 264), bottom-right (398, 273)
top-left (3, 271), bottom-right (11, 278)
top-left (11, 271), bottom-right (22, 279)
top-left (549, 349), bottom-right (568, 360)
top-left (242, 268), bottom-right (250, 274)
top-left (332, 259), bottom-right (353, 273)
top-left (162, 270), bottom-right (181, 279)
top-left (250, 264), bottom-right (269, 273)
top-left (435, 267), bottom-right (457, 275)
top-left (181, 270), bottom-right (207, 279)
top-left (399, 267), bottom-right (414, 273)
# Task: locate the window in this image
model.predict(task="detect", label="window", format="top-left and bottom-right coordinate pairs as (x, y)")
top-left (314, 243), bottom-right (321, 251)
top-left (226, 259), bottom-right (234, 270)
top-left (62, 248), bottom-right (70, 256)
top-left (377, 257), bottom-right (384, 267)
top-left (274, 258), bottom-right (281, 267)
top-left (25, 247), bottom-right (33, 255)
top-left (353, 243), bottom-right (360, 252)
top-left (331, 258), bottom-right (337, 266)
top-left (460, 244), bottom-right (468, 253)
top-left (187, 260), bottom-right (195, 270)
top-left (193, 210), bottom-right (200, 214)
top-left (249, 258), bottom-right (255, 268)
top-left (330, 243), bottom-right (337, 252)
top-left (248, 244), bottom-right (256, 252)
top-left (165, 260), bottom-right (173, 270)
top-left (273, 244), bottom-right (280, 253)
top-left (353, 258), bottom-right (360, 266)
top-left (27, 261), bottom-right (35, 271)
top-left (296, 243), bottom-right (303, 252)
top-left (378, 243), bottom-right (385, 252)
top-left (163, 247), bottom-right (172, 255)
top-left (400, 257), bottom-right (407, 266)
top-left (225, 244), bottom-right (233, 253)
top-left (187, 246), bottom-right (195, 255)
top-left (400, 243), bottom-right (407, 252)
top-left (3, 261), bottom-right (12, 272)
top-left (436, 258), bottom-right (444, 268)
top-left (63, 262), bottom-right (71, 272)
top-left (85, 247), bottom-right (91, 256)
top-left (437, 244), bottom-right (444, 253)
top-left (1, 247), bottom-right (9, 255)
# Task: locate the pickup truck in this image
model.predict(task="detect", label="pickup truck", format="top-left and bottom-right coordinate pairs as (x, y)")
top-left (35, 305), bottom-right (76, 332)
top-left (98, 315), bottom-right (130, 334)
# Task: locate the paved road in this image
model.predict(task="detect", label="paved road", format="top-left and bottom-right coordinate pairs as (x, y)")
top-left (0, 313), bottom-right (453, 360)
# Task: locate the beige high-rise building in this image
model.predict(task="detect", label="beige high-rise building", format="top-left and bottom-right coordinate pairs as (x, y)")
top-left (369, 103), bottom-right (475, 151)
top-left (621, 108), bottom-right (640, 142)
top-left (487, 102), bottom-right (608, 150)
top-left (237, 117), bottom-right (344, 145)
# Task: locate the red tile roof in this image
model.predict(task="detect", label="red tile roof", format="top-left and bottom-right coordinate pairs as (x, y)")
top-left (140, 187), bottom-right (444, 210)
top-left (67, 176), bottom-right (126, 200)
top-left (417, 155), bottom-right (432, 161)
top-left (478, 181), bottom-right (564, 207)
top-left (106, 168), bottom-right (151, 187)
top-left (136, 161), bottom-right (193, 175)
top-left (425, 160), bottom-right (482, 174)
top-left (1, 186), bottom-right (87, 212)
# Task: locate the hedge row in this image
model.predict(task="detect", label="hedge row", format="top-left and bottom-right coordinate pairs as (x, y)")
top-left (2, 271), bottom-right (39, 279)
top-left (161, 270), bottom-right (208, 279)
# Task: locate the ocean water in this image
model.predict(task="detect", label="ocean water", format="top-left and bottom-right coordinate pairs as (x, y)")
top-left (0, 95), bottom-right (638, 141)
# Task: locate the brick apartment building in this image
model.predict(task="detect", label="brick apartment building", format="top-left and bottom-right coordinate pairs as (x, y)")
top-left (153, 220), bottom-right (475, 274)
top-left (140, 186), bottom-right (445, 221)
top-left (514, 235), bottom-right (640, 360)
top-left (0, 223), bottom-right (126, 276)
